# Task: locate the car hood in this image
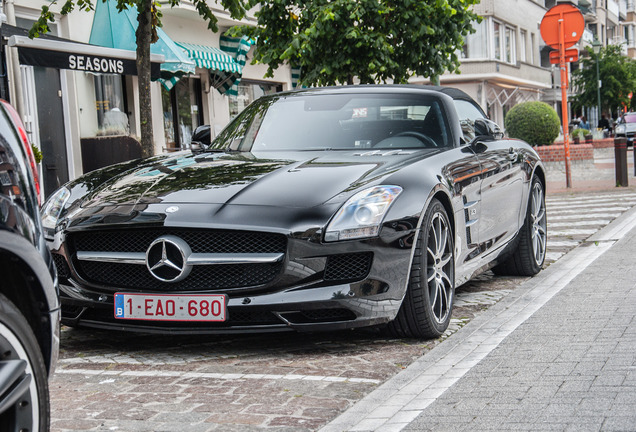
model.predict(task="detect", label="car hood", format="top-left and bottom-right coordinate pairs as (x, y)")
top-left (77, 149), bottom-right (435, 209)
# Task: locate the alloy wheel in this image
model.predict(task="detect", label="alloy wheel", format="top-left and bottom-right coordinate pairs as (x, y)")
top-left (531, 181), bottom-right (547, 265)
top-left (426, 212), bottom-right (453, 324)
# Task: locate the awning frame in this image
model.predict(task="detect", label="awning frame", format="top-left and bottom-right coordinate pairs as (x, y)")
top-left (8, 35), bottom-right (164, 63)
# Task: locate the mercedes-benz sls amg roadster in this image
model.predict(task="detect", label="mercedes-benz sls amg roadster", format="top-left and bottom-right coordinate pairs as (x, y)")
top-left (42, 85), bottom-right (546, 338)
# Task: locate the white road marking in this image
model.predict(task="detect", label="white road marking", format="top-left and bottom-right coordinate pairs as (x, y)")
top-left (53, 368), bottom-right (382, 384)
top-left (548, 220), bottom-right (611, 228)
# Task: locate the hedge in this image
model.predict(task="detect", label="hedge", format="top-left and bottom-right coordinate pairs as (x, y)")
top-left (504, 101), bottom-right (560, 147)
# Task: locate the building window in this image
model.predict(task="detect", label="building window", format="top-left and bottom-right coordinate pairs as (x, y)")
top-left (520, 30), bottom-right (527, 63)
top-left (505, 26), bottom-right (516, 63)
top-left (94, 74), bottom-right (128, 136)
top-left (531, 33), bottom-right (536, 65)
top-left (493, 20), bottom-right (516, 64)
top-left (461, 20), bottom-right (488, 59)
top-left (229, 80), bottom-right (282, 118)
top-left (494, 22), bottom-right (502, 61)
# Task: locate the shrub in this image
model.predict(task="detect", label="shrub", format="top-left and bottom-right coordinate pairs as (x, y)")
top-left (504, 101), bottom-right (561, 147)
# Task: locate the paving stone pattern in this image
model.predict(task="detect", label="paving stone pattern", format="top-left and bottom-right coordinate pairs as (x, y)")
top-left (49, 189), bottom-right (636, 431)
top-left (404, 207), bottom-right (636, 432)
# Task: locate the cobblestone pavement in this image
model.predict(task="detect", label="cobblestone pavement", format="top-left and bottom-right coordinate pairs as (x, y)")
top-left (49, 188), bottom-right (636, 431)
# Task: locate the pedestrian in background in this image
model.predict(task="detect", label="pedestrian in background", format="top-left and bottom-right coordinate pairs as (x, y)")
top-left (579, 115), bottom-right (590, 130)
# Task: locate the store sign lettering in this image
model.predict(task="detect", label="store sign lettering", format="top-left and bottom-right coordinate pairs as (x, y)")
top-left (68, 55), bottom-right (124, 74)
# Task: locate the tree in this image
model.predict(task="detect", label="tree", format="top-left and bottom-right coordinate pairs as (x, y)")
top-left (571, 44), bottom-right (636, 118)
top-left (29, 0), bottom-right (247, 157)
top-left (236, 0), bottom-right (481, 86)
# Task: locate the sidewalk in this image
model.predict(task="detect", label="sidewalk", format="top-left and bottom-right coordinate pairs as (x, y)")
top-left (402, 210), bottom-right (636, 431)
top-left (546, 147), bottom-right (636, 195)
top-left (321, 153), bottom-right (636, 432)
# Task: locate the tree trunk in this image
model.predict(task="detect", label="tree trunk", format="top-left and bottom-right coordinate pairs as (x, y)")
top-left (136, 0), bottom-right (154, 157)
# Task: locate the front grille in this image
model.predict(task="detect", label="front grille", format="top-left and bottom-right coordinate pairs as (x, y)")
top-left (75, 261), bottom-right (281, 292)
top-left (324, 252), bottom-right (373, 282)
top-left (67, 228), bottom-right (287, 292)
top-left (70, 229), bottom-right (286, 254)
top-left (52, 253), bottom-right (71, 279)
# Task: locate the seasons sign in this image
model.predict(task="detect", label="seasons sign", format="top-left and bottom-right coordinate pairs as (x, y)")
top-left (17, 47), bottom-right (160, 79)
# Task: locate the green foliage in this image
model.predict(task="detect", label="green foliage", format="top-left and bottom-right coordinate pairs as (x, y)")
top-left (504, 101), bottom-right (560, 147)
top-left (235, 0), bottom-right (481, 86)
top-left (31, 144), bottom-right (43, 163)
top-left (572, 44), bottom-right (636, 115)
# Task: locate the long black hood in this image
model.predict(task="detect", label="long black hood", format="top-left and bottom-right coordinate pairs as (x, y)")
top-left (77, 149), bottom-right (437, 209)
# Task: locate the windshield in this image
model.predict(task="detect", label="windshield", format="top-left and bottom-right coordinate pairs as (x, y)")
top-left (211, 93), bottom-right (452, 152)
top-left (623, 114), bottom-right (636, 123)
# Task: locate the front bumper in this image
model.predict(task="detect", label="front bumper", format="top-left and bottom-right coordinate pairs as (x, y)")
top-left (53, 217), bottom-right (418, 334)
top-left (59, 279), bottom-right (403, 334)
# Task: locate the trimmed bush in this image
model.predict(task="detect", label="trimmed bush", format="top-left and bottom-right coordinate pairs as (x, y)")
top-left (504, 101), bottom-right (560, 147)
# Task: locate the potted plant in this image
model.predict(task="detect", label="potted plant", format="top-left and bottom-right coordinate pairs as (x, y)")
top-left (571, 128), bottom-right (590, 144)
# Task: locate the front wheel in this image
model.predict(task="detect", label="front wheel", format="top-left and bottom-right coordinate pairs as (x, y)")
top-left (0, 293), bottom-right (50, 432)
top-left (388, 198), bottom-right (455, 339)
top-left (493, 175), bottom-right (547, 276)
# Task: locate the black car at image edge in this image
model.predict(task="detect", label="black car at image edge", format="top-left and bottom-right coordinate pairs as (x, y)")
top-left (0, 99), bottom-right (60, 431)
top-left (43, 85), bottom-right (547, 339)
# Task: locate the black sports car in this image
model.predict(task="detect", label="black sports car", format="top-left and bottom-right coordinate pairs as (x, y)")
top-left (1, 99), bottom-right (59, 430)
top-left (43, 85), bottom-right (546, 338)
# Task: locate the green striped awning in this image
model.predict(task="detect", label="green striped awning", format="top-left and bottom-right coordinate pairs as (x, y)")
top-left (175, 42), bottom-right (242, 74)
top-left (219, 35), bottom-right (253, 96)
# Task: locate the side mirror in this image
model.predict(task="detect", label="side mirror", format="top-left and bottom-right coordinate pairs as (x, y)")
top-left (473, 118), bottom-right (504, 141)
top-left (190, 125), bottom-right (211, 151)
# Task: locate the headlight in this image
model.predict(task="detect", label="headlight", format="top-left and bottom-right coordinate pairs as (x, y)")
top-left (325, 185), bottom-right (402, 242)
top-left (41, 187), bottom-right (71, 230)
top-left (616, 125), bottom-right (626, 134)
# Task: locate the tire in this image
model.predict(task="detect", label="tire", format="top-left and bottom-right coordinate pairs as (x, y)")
top-left (493, 175), bottom-right (547, 276)
top-left (388, 198), bottom-right (455, 339)
top-left (0, 293), bottom-right (50, 432)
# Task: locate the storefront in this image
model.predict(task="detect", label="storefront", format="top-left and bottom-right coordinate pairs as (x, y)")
top-left (1, 0), bottom-right (292, 199)
top-left (1, 25), bottom-right (162, 197)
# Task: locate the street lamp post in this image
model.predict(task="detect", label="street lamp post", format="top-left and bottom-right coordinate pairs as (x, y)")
top-left (592, 37), bottom-right (602, 125)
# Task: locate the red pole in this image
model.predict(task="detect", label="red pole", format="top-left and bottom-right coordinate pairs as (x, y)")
top-left (558, 18), bottom-right (572, 188)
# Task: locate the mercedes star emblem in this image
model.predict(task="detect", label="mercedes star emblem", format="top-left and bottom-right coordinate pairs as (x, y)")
top-left (145, 235), bottom-right (192, 282)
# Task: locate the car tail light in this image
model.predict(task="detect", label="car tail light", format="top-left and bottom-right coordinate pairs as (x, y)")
top-left (1, 99), bottom-right (41, 204)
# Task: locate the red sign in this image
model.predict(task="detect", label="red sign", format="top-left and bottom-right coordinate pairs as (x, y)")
top-left (540, 4), bottom-right (584, 50)
top-left (549, 48), bottom-right (579, 64)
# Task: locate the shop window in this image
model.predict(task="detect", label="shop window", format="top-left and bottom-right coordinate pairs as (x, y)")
top-left (229, 81), bottom-right (283, 118)
top-left (94, 74), bottom-right (129, 135)
top-left (162, 78), bottom-right (203, 151)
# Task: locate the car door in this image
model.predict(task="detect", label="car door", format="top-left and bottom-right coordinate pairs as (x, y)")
top-left (473, 137), bottom-right (525, 253)
top-left (452, 99), bottom-right (524, 257)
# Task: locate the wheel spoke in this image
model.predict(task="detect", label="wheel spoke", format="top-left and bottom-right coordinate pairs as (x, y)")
top-left (427, 268), bottom-right (436, 283)
top-left (429, 280), bottom-right (439, 312)
top-left (439, 253), bottom-right (452, 268)
top-left (438, 222), bottom-right (448, 257)
top-left (433, 217), bottom-right (442, 255)
top-left (535, 207), bottom-right (545, 223)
